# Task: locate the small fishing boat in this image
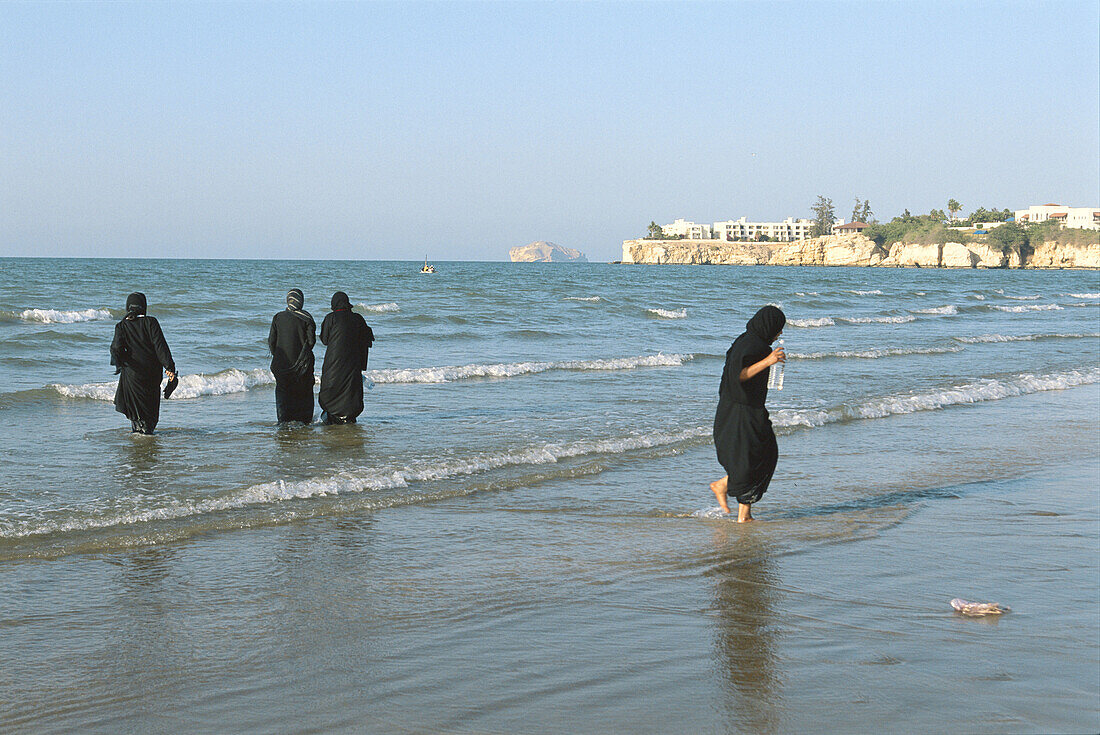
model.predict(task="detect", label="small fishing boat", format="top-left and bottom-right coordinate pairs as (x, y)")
top-left (419, 256), bottom-right (436, 274)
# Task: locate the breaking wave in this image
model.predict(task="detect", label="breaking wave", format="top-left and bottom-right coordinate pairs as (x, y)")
top-left (1066, 293), bottom-right (1100, 299)
top-left (367, 353), bottom-right (694, 384)
top-left (1001, 294), bottom-right (1042, 301)
top-left (646, 308), bottom-right (687, 319)
top-left (7, 366), bottom-right (1096, 542)
top-left (357, 302), bottom-right (400, 312)
top-left (42, 354), bottom-right (696, 400)
top-left (564, 296), bottom-right (601, 302)
top-left (788, 317), bottom-right (835, 328)
top-left (849, 289), bottom-right (884, 295)
top-left (4, 308), bottom-right (114, 324)
top-left (911, 305), bottom-right (958, 315)
top-left (839, 315), bottom-right (916, 324)
top-left (791, 345), bottom-right (963, 360)
top-left (49, 368), bottom-right (275, 401)
top-left (771, 367), bottom-right (1100, 429)
top-left (953, 333), bottom-right (1100, 344)
top-left (990, 304), bottom-right (1063, 313)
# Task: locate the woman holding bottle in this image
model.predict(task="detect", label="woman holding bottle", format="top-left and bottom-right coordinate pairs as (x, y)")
top-left (710, 305), bottom-right (786, 521)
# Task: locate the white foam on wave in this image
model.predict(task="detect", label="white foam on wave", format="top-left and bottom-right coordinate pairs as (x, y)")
top-left (646, 307), bottom-right (688, 319)
top-left (849, 289), bottom-right (884, 296)
top-left (795, 291), bottom-right (820, 297)
top-left (357, 302), bottom-right (400, 312)
top-left (990, 304), bottom-right (1063, 312)
top-left (3, 426), bottom-right (711, 539)
top-left (771, 367), bottom-right (1100, 429)
top-left (564, 296), bottom-right (601, 302)
top-left (788, 317), bottom-right (835, 328)
top-left (1002, 294), bottom-right (1042, 301)
top-left (12, 366), bottom-right (1097, 540)
top-left (971, 294), bottom-right (986, 300)
top-left (50, 368), bottom-right (275, 401)
top-left (13, 308), bottom-right (112, 324)
top-left (1066, 293), bottom-right (1100, 299)
top-left (911, 305), bottom-right (958, 315)
top-left (791, 345), bottom-right (963, 360)
top-left (839, 315), bottom-right (916, 324)
top-left (367, 353), bottom-right (693, 384)
top-left (954, 333), bottom-right (1100, 344)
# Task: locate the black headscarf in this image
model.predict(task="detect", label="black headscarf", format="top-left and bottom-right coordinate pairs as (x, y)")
top-left (331, 291), bottom-right (352, 312)
top-left (745, 305), bottom-right (785, 344)
top-left (286, 288), bottom-right (313, 323)
top-left (125, 292), bottom-right (147, 320)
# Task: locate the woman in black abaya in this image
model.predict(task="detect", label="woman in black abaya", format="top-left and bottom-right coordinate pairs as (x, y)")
top-left (110, 292), bottom-right (176, 435)
top-left (269, 288), bottom-right (317, 423)
top-left (318, 291), bottom-right (374, 425)
top-left (711, 305), bottom-right (786, 522)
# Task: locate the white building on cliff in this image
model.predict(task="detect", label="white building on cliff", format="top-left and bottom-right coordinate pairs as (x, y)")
top-left (1014, 204), bottom-right (1100, 230)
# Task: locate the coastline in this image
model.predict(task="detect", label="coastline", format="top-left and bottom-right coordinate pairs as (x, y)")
top-left (621, 234), bottom-right (1100, 269)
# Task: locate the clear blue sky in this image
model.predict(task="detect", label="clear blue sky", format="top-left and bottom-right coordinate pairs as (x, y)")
top-left (1, 1), bottom-right (1097, 261)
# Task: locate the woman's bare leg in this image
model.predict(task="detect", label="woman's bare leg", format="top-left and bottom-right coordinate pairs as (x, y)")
top-left (710, 475), bottom-right (730, 514)
top-left (737, 502), bottom-right (754, 523)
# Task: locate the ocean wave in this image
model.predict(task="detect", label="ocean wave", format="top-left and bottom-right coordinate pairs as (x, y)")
top-left (849, 289), bottom-right (884, 295)
top-left (911, 305), bottom-right (958, 315)
top-left (367, 353), bottom-right (694, 384)
top-left (38, 354), bottom-right (697, 401)
top-left (1002, 294), bottom-right (1042, 301)
top-left (564, 296), bottom-right (601, 302)
top-left (788, 317), bottom-right (835, 328)
top-left (971, 294), bottom-right (986, 300)
top-left (791, 345), bottom-right (963, 360)
top-left (7, 367), bottom-right (1097, 541)
top-left (953, 333), bottom-right (1100, 344)
top-left (3, 308), bottom-right (114, 324)
top-left (838, 315), bottom-right (916, 324)
top-left (1066, 293), bottom-right (1100, 299)
top-left (356, 302), bottom-right (400, 312)
top-left (771, 367), bottom-right (1100, 429)
top-left (989, 304), bottom-right (1063, 312)
top-left (0, 426), bottom-right (710, 540)
top-left (646, 308), bottom-right (687, 319)
top-left (49, 368), bottom-right (275, 401)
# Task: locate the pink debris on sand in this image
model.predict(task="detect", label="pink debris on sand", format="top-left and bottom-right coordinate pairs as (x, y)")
top-left (950, 598), bottom-right (1010, 616)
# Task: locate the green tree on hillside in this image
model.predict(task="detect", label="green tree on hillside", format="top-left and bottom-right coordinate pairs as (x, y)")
top-left (646, 221), bottom-right (665, 239)
top-left (947, 199), bottom-right (962, 220)
top-left (811, 196), bottom-right (835, 237)
top-left (930, 208), bottom-right (947, 222)
top-left (859, 199), bottom-right (873, 223)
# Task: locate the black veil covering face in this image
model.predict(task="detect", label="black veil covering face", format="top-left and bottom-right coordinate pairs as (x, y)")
top-left (712, 306), bottom-right (785, 505)
top-left (318, 292), bottom-right (374, 424)
top-left (268, 289), bottom-right (317, 423)
top-left (110, 293), bottom-right (175, 434)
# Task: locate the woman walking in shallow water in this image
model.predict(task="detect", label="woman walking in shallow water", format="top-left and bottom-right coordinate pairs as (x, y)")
top-left (711, 305), bottom-right (785, 522)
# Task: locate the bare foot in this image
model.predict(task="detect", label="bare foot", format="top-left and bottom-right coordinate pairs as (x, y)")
top-left (737, 503), bottom-right (754, 523)
top-left (710, 478), bottom-right (730, 514)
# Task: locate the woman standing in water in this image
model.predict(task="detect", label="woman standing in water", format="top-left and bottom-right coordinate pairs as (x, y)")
top-left (711, 305), bottom-right (785, 522)
top-left (268, 288), bottom-right (316, 423)
top-left (318, 291), bottom-right (374, 425)
top-left (110, 292), bottom-right (176, 435)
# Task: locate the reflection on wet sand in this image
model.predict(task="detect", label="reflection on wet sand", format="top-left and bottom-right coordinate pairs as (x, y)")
top-left (709, 527), bottom-right (782, 734)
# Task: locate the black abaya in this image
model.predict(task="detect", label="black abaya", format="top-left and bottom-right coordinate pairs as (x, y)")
top-left (269, 295), bottom-right (317, 423)
top-left (110, 293), bottom-right (175, 434)
top-left (318, 292), bottom-right (374, 424)
top-left (713, 306), bottom-right (785, 505)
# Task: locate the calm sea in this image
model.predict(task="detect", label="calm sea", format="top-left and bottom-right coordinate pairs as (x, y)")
top-left (1, 258), bottom-right (1098, 733)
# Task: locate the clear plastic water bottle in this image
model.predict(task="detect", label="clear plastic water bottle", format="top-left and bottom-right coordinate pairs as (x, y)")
top-left (767, 338), bottom-right (785, 391)
top-left (363, 375), bottom-right (375, 390)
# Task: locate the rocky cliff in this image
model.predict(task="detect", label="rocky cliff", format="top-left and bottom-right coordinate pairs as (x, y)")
top-left (621, 234), bottom-right (1099, 269)
top-left (510, 241), bottom-right (588, 263)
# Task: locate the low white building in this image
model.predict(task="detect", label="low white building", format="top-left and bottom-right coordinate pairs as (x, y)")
top-left (712, 217), bottom-right (818, 241)
top-left (660, 219), bottom-right (713, 239)
top-left (1014, 204), bottom-right (1100, 230)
